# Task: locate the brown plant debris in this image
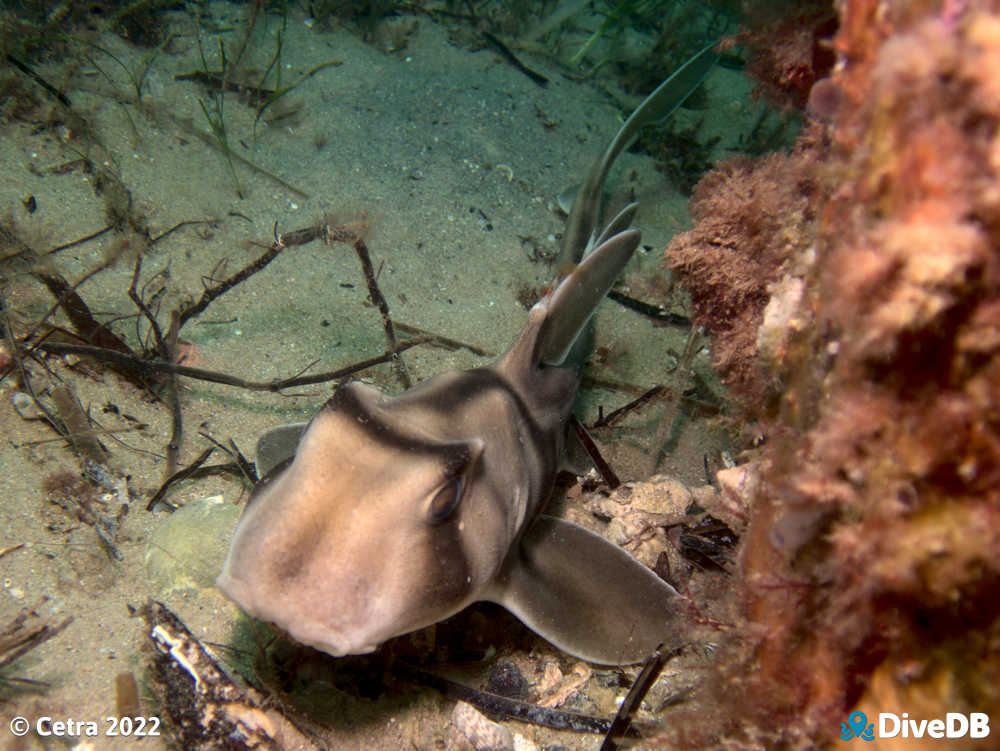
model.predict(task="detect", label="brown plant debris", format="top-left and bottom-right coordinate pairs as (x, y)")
top-left (141, 600), bottom-right (322, 751)
top-left (599, 643), bottom-right (684, 751)
top-left (0, 600), bottom-right (73, 688)
top-left (43, 467), bottom-right (127, 560)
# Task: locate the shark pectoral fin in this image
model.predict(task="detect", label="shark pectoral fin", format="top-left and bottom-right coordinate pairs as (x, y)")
top-left (255, 422), bottom-right (308, 478)
top-left (486, 515), bottom-right (684, 665)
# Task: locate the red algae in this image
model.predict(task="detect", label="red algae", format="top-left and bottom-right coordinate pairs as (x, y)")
top-left (666, 146), bottom-right (824, 410)
top-left (734, 0), bottom-right (839, 110)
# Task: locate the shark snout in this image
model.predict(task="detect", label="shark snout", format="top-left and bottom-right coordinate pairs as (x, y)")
top-left (282, 615), bottom-right (378, 657)
top-left (216, 568), bottom-right (382, 655)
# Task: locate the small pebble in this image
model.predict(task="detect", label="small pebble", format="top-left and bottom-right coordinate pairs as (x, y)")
top-left (12, 392), bottom-right (43, 420)
top-left (145, 495), bottom-right (242, 594)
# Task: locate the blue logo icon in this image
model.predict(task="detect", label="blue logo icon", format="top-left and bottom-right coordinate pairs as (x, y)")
top-left (841, 711), bottom-right (875, 741)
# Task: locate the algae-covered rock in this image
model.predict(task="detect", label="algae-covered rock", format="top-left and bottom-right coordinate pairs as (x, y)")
top-left (145, 495), bottom-right (242, 595)
top-left (662, 1), bottom-right (1000, 747)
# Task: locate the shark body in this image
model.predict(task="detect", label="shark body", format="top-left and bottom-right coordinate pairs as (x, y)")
top-left (218, 229), bottom-right (681, 664)
top-left (218, 43), bottom-right (718, 665)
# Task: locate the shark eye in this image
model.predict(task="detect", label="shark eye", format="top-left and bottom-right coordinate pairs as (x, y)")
top-left (427, 477), bottom-right (463, 523)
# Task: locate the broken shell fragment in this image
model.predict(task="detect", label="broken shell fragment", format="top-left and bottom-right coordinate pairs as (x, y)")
top-left (448, 701), bottom-right (514, 751)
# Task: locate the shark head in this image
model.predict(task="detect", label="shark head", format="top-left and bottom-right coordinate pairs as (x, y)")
top-left (218, 376), bottom-right (531, 655)
top-left (218, 229), bottom-right (684, 664)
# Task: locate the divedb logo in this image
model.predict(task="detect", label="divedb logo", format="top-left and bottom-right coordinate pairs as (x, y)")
top-left (841, 710), bottom-right (991, 741)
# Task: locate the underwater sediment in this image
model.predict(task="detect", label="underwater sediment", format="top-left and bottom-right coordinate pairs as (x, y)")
top-left (666, 0), bottom-right (1000, 746)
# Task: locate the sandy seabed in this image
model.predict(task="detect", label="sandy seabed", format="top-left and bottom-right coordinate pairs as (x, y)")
top-left (0, 3), bottom-right (758, 748)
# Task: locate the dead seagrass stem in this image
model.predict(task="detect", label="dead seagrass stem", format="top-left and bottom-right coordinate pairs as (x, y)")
top-left (325, 223), bottom-right (411, 388)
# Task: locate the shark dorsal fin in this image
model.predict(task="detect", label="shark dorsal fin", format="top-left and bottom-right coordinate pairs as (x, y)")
top-left (593, 202), bottom-right (639, 249)
top-left (536, 228), bottom-right (640, 366)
